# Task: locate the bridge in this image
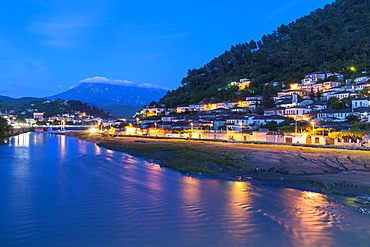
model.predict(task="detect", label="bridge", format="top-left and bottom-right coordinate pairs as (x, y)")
top-left (35, 125), bottom-right (97, 132)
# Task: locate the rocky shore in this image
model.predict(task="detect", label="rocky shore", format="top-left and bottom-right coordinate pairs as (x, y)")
top-left (62, 131), bottom-right (370, 199)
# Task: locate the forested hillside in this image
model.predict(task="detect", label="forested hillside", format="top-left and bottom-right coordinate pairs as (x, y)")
top-left (159, 0), bottom-right (370, 107)
top-left (0, 99), bottom-right (111, 118)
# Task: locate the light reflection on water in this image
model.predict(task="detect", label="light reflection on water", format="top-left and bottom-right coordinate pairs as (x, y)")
top-left (1, 133), bottom-right (370, 247)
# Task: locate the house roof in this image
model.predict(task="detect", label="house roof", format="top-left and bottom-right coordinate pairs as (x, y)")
top-left (252, 115), bottom-right (289, 120)
top-left (264, 107), bottom-right (286, 111)
top-left (352, 97), bottom-right (370, 101)
top-left (353, 107), bottom-right (370, 113)
top-left (315, 108), bottom-right (352, 114)
top-left (226, 115), bottom-right (249, 120)
top-left (354, 82), bottom-right (370, 86)
top-left (333, 91), bottom-right (357, 94)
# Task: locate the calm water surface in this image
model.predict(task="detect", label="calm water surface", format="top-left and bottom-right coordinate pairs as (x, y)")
top-left (1, 133), bottom-right (370, 247)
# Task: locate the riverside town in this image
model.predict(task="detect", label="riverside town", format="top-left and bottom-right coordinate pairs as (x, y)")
top-left (3, 71), bottom-right (370, 149)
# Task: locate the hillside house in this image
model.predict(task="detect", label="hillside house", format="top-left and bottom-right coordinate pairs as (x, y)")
top-left (301, 72), bottom-right (341, 86)
top-left (352, 82), bottom-right (370, 91)
top-left (323, 91), bottom-right (358, 100)
top-left (237, 79), bottom-right (251, 90)
top-left (248, 115), bottom-right (289, 127)
top-left (352, 97), bottom-right (370, 109)
top-left (33, 112), bottom-right (44, 120)
top-left (308, 103), bottom-right (327, 111)
top-left (176, 106), bottom-right (191, 113)
top-left (226, 115), bottom-right (249, 131)
top-left (353, 107), bottom-right (370, 121)
top-left (143, 106), bottom-right (166, 116)
top-left (284, 106), bottom-right (312, 121)
top-left (354, 76), bottom-right (370, 83)
top-left (315, 109), bottom-right (353, 122)
top-left (244, 96), bottom-right (262, 106)
top-left (264, 107), bottom-right (285, 116)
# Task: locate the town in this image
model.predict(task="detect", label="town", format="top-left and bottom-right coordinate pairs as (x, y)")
top-left (2, 71), bottom-right (370, 148)
top-left (131, 70), bottom-right (370, 147)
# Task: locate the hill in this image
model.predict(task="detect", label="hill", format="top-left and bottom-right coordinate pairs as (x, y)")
top-left (0, 99), bottom-right (111, 119)
top-left (159, 0), bottom-right (370, 107)
top-left (99, 105), bottom-right (142, 118)
top-left (0, 95), bottom-right (43, 103)
top-left (48, 83), bottom-right (167, 106)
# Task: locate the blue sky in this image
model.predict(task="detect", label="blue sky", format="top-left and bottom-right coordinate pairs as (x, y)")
top-left (0, 0), bottom-right (334, 98)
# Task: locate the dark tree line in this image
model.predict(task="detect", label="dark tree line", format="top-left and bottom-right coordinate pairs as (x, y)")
top-left (0, 117), bottom-right (11, 138)
top-left (159, 0), bottom-right (370, 107)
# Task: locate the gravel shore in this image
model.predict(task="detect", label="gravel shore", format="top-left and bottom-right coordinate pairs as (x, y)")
top-left (63, 132), bottom-right (370, 196)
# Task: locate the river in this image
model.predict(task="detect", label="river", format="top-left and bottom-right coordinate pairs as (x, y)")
top-left (1, 132), bottom-right (370, 247)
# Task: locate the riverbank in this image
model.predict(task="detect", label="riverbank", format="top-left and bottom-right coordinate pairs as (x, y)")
top-left (62, 131), bottom-right (370, 197)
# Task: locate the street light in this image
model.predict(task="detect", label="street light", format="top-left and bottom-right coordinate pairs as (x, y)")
top-left (190, 122), bottom-right (194, 130)
top-left (311, 121), bottom-right (315, 135)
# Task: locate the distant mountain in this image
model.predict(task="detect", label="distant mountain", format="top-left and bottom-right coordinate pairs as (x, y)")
top-left (48, 83), bottom-right (167, 106)
top-left (0, 95), bottom-right (43, 103)
top-left (100, 105), bottom-right (142, 118)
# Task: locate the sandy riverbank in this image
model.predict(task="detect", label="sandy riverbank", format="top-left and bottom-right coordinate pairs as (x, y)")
top-left (62, 131), bottom-right (370, 197)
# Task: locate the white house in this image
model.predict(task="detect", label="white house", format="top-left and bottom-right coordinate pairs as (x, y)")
top-left (354, 76), bottom-right (370, 84)
top-left (352, 97), bottom-right (370, 109)
top-left (352, 82), bottom-right (370, 91)
top-left (352, 107), bottom-right (370, 121)
top-left (315, 109), bottom-right (354, 122)
top-left (244, 96), bottom-right (262, 106)
top-left (308, 103), bottom-right (327, 111)
top-left (284, 106), bottom-right (312, 121)
top-left (226, 115), bottom-right (249, 130)
top-left (264, 107), bottom-right (286, 116)
top-left (143, 106), bottom-right (166, 116)
top-left (301, 72), bottom-right (341, 85)
top-left (176, 106), bottom-right (191, 113)
top-left (248, 115), bottom-right (290, 127)
top-left (324, 91), bottom-right (359, 100)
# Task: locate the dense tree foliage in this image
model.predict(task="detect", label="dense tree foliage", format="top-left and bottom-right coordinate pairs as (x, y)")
top-left (0, 116), bottom-right (11, 137)
top-left (0, 99), bottom-right (111, 118)
top-left (159, 0), bottom-right (370, 107)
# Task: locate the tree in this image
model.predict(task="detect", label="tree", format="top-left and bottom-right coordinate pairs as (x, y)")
top-left (0, 117), bottom-right (11, 137)
top-left (327, 97), bottom-right (345, 109)
top-left (261, 121), bottom-right (279, 131)
top-left (345, 115), bottom-right (360, 122)
top-left (358, 87), bottom-right (370, 97)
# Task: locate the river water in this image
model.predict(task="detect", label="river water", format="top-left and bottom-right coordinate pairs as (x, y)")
top-left (1, 133), bottom-right (370, 247)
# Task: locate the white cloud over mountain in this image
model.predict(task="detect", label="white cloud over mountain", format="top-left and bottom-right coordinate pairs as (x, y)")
top-left (79, 76), bottom-right (169, 90)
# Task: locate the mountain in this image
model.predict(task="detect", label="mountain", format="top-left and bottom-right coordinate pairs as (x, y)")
top-left (99, 105), bottom-right (142, 118)
top-left (0, 95), bottom-right (43, 103)
top-left (48, 83), bottom-right (167, 106)
top-left (159, 0), bottom-right (370, 107)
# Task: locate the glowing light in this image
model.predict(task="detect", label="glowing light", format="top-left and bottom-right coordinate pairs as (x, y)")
top-left (89, 128), bottom-right (97, 133)
top-left (290, 83), bottom-right (301, 90)
top-left (350, 66), bottom-right (356, 72)
top-left (311, 121), bottom-right (315, 135)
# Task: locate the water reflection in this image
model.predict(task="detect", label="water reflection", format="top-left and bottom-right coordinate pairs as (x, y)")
top-left (12, 133), bottom-right (30, 147)
top-left (274, 189), bottom-right (335, 246)
top-left (58, 134), bottom-right (66, 163)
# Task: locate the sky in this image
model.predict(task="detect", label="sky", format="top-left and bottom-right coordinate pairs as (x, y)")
top-left (0, 0), bottom-right (335, 98)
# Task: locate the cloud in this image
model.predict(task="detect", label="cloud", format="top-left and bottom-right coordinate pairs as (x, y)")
top-left (79, 76), bottom-right (170, 90)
